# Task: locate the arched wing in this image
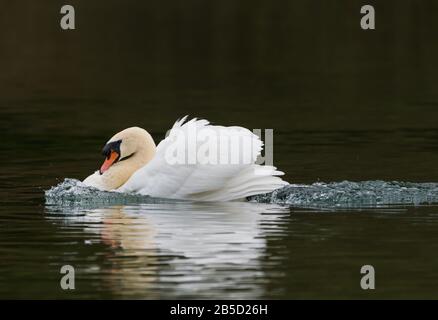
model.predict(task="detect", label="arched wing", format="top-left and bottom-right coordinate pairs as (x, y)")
top-left (118, 117), bottom-right (287, 200)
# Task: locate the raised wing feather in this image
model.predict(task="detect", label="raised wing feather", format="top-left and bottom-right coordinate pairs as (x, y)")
top-left (118, 117), bottom-right (287, 201)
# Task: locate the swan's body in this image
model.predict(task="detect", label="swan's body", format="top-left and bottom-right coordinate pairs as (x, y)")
top-left (83, 117), bottom-right (288, 201)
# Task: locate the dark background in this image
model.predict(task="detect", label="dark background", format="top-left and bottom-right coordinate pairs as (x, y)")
top-left (1, 0), bottom-right (438, 184)
top-left (2, 0), bottom-right (438, 300)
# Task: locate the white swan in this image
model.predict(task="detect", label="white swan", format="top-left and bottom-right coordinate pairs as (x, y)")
top-left (83, 117), bottom-right (288, 201)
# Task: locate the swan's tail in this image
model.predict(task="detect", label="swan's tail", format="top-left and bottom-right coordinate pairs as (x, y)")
top-left (187, 165), bottom-right (288, 202)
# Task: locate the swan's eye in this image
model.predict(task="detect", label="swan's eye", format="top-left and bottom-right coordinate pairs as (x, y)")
top-left (102, 139), bottom-right (122, 158)
top-left (99, 139), bottom-right (122, 174)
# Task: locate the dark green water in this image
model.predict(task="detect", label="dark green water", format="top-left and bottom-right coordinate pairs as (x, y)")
top-left (1, 1), bottom-right (438, 299)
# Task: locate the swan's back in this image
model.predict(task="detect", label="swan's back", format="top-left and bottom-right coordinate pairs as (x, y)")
top-left (118, 117), bottom-right (288, 201)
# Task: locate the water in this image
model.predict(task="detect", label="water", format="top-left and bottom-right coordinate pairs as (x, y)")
top-left (252, 181), bottom-right (438, 208)
top-left (2, 0), bottom-right (438, 299)
top-left (47, 178), bottom-right (438, 209)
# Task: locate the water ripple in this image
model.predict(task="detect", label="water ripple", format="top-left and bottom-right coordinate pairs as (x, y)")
top-left (250, 180), bottom-right (438, 208)
top-left (46, 178), bottom-right (438, 208)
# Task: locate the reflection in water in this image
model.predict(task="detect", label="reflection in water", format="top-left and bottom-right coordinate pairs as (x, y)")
top-left (45, 201), bottom-right (289, 299)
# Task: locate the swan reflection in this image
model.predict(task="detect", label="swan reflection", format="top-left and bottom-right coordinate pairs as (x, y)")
top-left (46, 201), bottom-right (289, 298)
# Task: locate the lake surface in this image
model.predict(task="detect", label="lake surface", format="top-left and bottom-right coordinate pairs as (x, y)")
top-left (1, 1), bottom-right (438, 299)
top-left (2, 115), bottom-right (438, 299)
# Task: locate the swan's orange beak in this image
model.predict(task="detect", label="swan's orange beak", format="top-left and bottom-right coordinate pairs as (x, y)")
top-left (100, 151), bottom-right (119, 175)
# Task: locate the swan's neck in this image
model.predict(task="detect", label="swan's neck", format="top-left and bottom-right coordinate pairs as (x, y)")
top-left (102, 142), bottom-right (156, 190)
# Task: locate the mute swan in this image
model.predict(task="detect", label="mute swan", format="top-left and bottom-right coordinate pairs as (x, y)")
top-left (83, 117), bottom-right (288, 201)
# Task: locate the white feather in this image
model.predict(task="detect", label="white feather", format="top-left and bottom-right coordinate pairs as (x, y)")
top-left (118, 117), bottom-right (288, 201)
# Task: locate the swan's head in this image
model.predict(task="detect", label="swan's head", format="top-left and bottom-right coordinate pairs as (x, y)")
top-left (99, 127), bottom-right (156, 175)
